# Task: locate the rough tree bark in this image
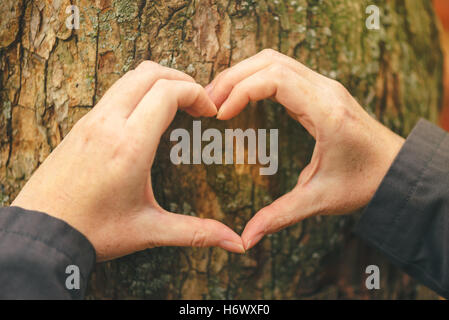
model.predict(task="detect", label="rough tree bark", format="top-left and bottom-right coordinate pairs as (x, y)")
top-left (0, 0), bottom-right (444, 299)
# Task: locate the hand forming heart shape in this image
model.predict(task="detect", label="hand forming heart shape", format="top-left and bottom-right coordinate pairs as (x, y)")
top-left (12, 49), bottom-right (404, 261)
top-left (205, 49), bottom-right (405, 251)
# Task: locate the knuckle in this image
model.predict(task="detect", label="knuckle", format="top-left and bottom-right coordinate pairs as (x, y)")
top-left (120, 70), bottom-right (135, 81)
top-left (214, 69), bottom-right (230, 84)
top-left (190, 228), bottom-right (208, 248)
top-left (78, 113), bottom-right (121, 145)
top-left (215, 68), bottom-right (228, 80)
top-left (260, 216), bottom-right (273, 235)
top-left (136, 60), bottom-right (159, 71)
top-left (192, 83), bottom-right (203, 99)
top-left (233, 81), bottom-right (251, 99)
top-left (327, 104), bottom-right (350, 132)
top-left (152, 78), bottom-right (171, 92)
top-left (233, 80), bottom-right (245, 92)
top-left (260, 48), bottom-right (279, 59)
top-left (77, 114), bottom-right (100, 136)
top-left (268, 63), bottom-right (287, 78)
top-left (326, 81), bottom-right (355, 124)
top-left (329, 79), bottom-right (349, 96)
top-left (191, 82), bottom-right (202, 92)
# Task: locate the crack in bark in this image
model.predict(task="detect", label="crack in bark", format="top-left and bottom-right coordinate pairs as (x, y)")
top-left (4, 1), bottom-right (28, 171)
top-left (93, 10), bottom-right (100, 106)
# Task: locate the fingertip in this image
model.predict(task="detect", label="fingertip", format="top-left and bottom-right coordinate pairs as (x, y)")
top-left (216, 101), bottom-right (235, 120)
top-left (216, 106), bottom-right (225, 120)
top-left (205, 218), bottom-right (244, 253)
top-left (206, 101), bottom-right (218, 117)
top-left (242, 233), bottom-right (264, 251)
top-left (244, 239), bottom-right (252, 251)
top-left (201, 96), bottom-right (218, 118)
top-left (241, 228), bottom-right (262, 251)
top-left (220, 240), bottom-right (245, 254)
top-left (241, 209), bottom-right (270, 250)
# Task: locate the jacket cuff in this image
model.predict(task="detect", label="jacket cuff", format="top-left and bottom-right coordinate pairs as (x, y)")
top-left (0, 206), bottom-right (96, 299)
top-left (355, 119), bottom-right (449, 298)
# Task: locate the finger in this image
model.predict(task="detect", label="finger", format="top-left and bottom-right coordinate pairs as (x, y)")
top-left (97, 61), bottom-right (195, 118)
top-left (126, 79), bottom-right (217, 156)
top-left (207, 49), bottom-right (321, 108)
top-left (136, 210), bottom-right (245, 253)
top-left (241, 185), bottom-right (320, 250)
top-left (216, 65), bottom-right (320, 137)
top-left (215, 66), bottom-right (277, 120)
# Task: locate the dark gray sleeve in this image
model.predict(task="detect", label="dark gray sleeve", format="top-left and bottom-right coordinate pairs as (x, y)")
top-left (0, 206), bottom-right (96, 299)
top-left (355, 119), bottom-right (449, 298)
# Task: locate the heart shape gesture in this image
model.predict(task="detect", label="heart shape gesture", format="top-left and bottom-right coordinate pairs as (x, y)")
top-left (12, 61), bottom-right (244, 261)
top-left (12, 50), bottom-right (404, 261)
top-left (206, 49), bottom-right (405, 250)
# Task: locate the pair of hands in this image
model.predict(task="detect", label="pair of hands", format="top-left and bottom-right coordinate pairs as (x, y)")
top-left (12, 49), bottom-right (405, 261)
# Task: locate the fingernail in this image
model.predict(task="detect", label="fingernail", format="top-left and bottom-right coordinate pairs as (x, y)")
top-left (209, 105), bottom-right (218, 117)
top-left (216, 106), bottom-right (225, 119)
top-left (245, 240), bottom-right (252, 250)
top-left (220, 240), bottom-right (245, 253)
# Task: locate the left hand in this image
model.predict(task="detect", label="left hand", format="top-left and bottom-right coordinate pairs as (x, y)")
top-left (12, 61), bottom-right (245, 261)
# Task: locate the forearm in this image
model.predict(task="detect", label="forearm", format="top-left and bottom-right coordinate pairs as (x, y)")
top-left (0, 206), bottom-right (95, 299)
top-left (356, 119), bottom-right (449, 298)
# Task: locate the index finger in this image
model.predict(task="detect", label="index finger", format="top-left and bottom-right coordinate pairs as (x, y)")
top-left (96, 61), bottom-right (196, 118)
top-left (125, 80), bottom-right (217, 159)
top-left (207, 49), bottom-right (322, 108)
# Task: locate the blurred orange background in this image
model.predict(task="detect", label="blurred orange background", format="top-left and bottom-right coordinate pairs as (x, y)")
top-left (433, 0), bottom-right (449, 130)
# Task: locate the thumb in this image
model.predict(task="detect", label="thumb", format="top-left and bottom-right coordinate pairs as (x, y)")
top-left (135, 209), bottom-right (245, 253)
top-left (241, 185), bottom-right (321, 250)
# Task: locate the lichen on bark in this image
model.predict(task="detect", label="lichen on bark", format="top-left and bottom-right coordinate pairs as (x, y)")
top-left (0, 0), bottom-right (443, 299)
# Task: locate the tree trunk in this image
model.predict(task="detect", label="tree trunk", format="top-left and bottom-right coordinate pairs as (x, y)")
top-left (0, 0), bottom-right (443, 299)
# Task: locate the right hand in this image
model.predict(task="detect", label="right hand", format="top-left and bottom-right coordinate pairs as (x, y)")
top-left (206, 49), bottom-right (405, 250)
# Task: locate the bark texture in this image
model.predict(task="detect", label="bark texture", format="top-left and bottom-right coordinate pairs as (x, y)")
top-left (0, 0), bottom-right (444, 299)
